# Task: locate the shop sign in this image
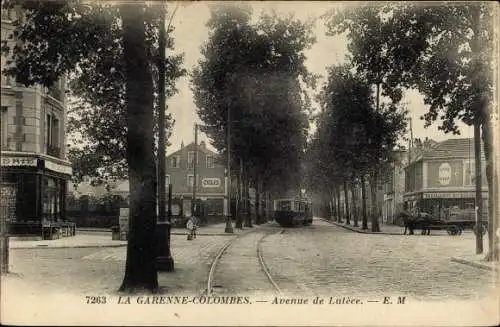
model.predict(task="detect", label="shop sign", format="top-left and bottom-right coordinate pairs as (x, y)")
top-left (201, 178), bottom-right (221, 188)
top-left (45, 160), bottom-right (73, 175)
top-left (1, 156), bottom-right (37, 167)
top-left (424, 192), bottom-right (488, 199)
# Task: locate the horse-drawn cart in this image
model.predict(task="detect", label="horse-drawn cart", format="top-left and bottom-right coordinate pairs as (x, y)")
top-left (396, 209), bottom-right (487, 236)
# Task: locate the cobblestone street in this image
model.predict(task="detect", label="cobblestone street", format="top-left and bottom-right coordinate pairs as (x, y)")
top-left (3, 218), bottom-right (497, 303)
top-left (262, 219), bottom-right (497, 302)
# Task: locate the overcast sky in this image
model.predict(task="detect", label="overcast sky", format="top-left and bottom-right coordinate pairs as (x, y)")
top-left (165, 1), bottom-right (470, 154)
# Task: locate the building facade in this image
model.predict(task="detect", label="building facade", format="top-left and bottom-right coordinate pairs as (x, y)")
top-left (382, 150), bottom-right (407, 224)
top-left (166, 141), bottom-right (228, 219)
top-left (403, 138), bottom-right (488, 220)
top-left (1, 7), bottom-right (73, 238)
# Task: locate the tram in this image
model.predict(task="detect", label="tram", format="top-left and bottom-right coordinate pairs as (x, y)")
top-left (273, 196), bottom-right (313, 227)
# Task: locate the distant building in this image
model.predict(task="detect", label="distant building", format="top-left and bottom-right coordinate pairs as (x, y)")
top-left (1, 7), bottom-right (73, 238)
top-left (166, 141), bottom-right (227, 218)
top-left (403, 138), bottom-right (488, 219)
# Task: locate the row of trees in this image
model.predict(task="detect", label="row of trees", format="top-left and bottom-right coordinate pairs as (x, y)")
top-left (191, 4), bottom-right (316, 226)
top-left (2, 0), bottom-right (186, 291)
top-left (306, 2), bottom-right (498, 260)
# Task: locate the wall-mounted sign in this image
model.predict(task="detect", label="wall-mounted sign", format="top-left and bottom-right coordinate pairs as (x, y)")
top-left (201, 178), bottom-right (221, 188)
top-left (1, 156), bottom-right (37, 167)
top-left (438, 163), bottom-right (452, 185)
top-left (423, 192), bottom-right (488, 199)
top-left (45, 160), bottom-right (73, 176)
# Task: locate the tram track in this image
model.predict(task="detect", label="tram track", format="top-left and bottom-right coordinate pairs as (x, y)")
top-left (206, 228), bottom-right (285, 296)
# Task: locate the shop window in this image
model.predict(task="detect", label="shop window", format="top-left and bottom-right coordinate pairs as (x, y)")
top-left (43, 176), bottom-right (62, 221)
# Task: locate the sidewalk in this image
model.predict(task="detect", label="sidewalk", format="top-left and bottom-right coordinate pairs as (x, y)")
top-left (318, 217), bottom-right (405, 235)
top-left (320, 217), bottom-right (463, 236)
top-left (9, 222), bottom-right (267, 249)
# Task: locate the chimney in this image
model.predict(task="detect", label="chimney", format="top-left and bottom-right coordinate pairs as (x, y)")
top-left (181, 141), bottom-right (184, 148)
top-left (200, 141), bottom-right (206, 149)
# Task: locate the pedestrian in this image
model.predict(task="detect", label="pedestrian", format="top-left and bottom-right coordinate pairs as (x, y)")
top-left (186, 215), bottom-right (199, 240)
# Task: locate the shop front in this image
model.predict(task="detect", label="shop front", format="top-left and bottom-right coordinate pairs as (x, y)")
top-left (0, 152), bottom-right (74, 239)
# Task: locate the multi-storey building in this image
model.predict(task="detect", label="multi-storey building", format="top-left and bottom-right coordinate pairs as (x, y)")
top-left (166, 141), bottom-right (228, 219)
top-left (1, 7), bottom-right (73, 238)
top-left (403, 138), bottom-right (488, 220)
top-left (382, 150), bottom-right (407, 224)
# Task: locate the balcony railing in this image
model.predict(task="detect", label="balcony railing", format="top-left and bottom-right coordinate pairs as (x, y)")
top-left (47, 145), bottom-right (61, 158)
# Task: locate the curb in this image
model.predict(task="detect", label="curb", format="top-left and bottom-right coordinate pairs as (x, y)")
top-left (10, 225), bottom-right (269, 249)
top-left (451, 257), bottom-right (498, 272)
top-left (318, 218), bottom-right (404, 236)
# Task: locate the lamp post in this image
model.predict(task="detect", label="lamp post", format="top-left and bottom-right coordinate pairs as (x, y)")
top-left (192, 124), bottom-right (198, 217)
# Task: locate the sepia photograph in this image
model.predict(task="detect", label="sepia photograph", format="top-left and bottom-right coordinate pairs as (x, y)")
top-left (0, 0), bottom-right (499, 325)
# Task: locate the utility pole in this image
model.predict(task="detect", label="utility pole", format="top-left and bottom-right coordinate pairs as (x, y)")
top-left (474, 120), bottom-right (483, 254)
top-left (192, 124), bottom-right (198, 217)
top-left (225, 106), bottom-right (234, 233)
top-left (156, 3), bottom-right (173, 271)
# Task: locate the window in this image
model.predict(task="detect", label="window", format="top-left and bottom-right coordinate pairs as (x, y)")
top-left (188, 151), bottom-right (198, 169)
top-left (464, 159), bottom-right (475, 186)
top-left (187, 174), bottom-right (196, 187)
top-left (1, 107), bottom-right (8, 149)
top-left (171, 155), bottom-right (180, 168)
top-left (166, 175), bottom-right (170, 186)
top-left (45, 113), bottom-right (60, 156)
top-left (206, 155), bottom-right (214, 168)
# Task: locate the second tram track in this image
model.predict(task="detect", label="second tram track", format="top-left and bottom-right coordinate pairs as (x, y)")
top-left (206, 228), bottom-right (284, 296)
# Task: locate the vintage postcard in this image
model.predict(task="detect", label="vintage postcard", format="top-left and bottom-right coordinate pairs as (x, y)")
top-left (1, 0), bottom-right (499, 326)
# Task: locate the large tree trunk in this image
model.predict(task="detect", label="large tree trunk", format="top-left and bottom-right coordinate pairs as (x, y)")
top-left (329, 190), bottom-right (336, 220)
top-left (370, 171), bottom-right (381, 232)
top-left (474, 121), bottom-right (484, 254)
top-left (119, 5), bottom-right (158, 293)
top-left (351, 179), bottom-right (359, 227)
top-left (361, 174), bottom-right (368, 230)
top-left (343, 181), bottom-right (350, 225)
top-left (336, 186), bottom-right (343, 223)
top-left (235, 158), bottom-right (243, 228)
top-left (255, 175), bottom-right (261, 225)
top-left (483, 119), bottom-right (499, 261)
top-left (243, 164), bottom-right (252, 227)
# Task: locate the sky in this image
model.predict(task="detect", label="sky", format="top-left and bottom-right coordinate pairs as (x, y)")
top-left (165, 1), bottom-right (470, 154)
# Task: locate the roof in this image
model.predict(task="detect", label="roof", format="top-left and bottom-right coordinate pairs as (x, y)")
top-left (167, 141), bottom-right (218, 158)
top-left (422, 138), bottom-right (484, 160)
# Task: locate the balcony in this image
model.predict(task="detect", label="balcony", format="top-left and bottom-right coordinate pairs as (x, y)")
top-left (47, 145), bottom-right (61, 158)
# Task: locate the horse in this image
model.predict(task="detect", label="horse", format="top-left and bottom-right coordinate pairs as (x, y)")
top-left (399, 212), bottom-right (432, 235)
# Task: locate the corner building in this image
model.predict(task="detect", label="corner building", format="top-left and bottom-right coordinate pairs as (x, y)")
top-left (1, 7), bottom-right (73, 239)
